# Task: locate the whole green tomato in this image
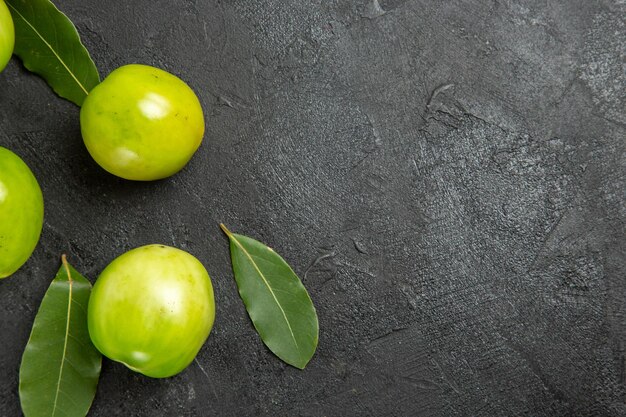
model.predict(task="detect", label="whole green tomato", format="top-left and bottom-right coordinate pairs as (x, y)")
top-left (0, 147), bottom-right (44, 278)
top-left (80, 64), bottom-right (205, 181)
top-left (88, 245), bottom-right (215, 378)
top-left (0, 0), bottom-right (15, 72)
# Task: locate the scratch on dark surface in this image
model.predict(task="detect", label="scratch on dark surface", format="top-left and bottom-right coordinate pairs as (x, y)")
top-left (219, 93), bottom-right (251, 110)
top-left (304, 251), bottom-right (336, 281)
top-left (205, 84), bottom-right (250, 110)
top-left (362, 0), bottom-right (386, 20)
top-left (213, 0), bottom-right (231, 65)
top-left (68, 240), bottom-right (87, 266)
top-left (464, 112), bottom-right (509, 134)
top-left (366, 113), bottom-right (383, 146)
top-left (319, 387), bottom-right (360, 403)
top-left (352, 238), bottom-right (368, 254)
top-left (165, 212), bottom-right (178, 248)
top-left (426, 83), bottom-right (455, 111)
top-left (501, 337), bottom-right (566, 403)
top-left (431, 359), bottom-right (461, 396)
top-left (527, 209), bottom-right (569, 272)
top-left (593, 113), bottom-right (626, 130)
top-left (218, 95), bottom-right (235, 108)
top-left (348, 146), bottom-right (379, 172)
top-left (368, 326), bottom-right (410, 344)
top-left (411, 158), bottom-right (419, 174)
top-left (399, 374), bottom-right (443, 392)
top-left (195, 358), bottom-right (219, 402)
top-left (552, 77), bottom-right (577, 110)
top-left (339, 224), bottom-right (361, 233)
top-left (335, 260), bottom-right (377, 278)
top-left (251, 55), bottom-right (262, 117)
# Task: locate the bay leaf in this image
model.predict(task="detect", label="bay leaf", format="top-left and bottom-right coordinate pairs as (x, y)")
top-left (19, 255), bottom-right (102, 417)
top-left (220, 224), bottom-right (319, 369)
top-left (6, 0), bottom-right (100, 106)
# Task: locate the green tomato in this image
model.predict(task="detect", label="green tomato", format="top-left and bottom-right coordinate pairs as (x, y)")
top-left (88, 245), bottom-right (215, 378)
top-left (0, 147), bottom-right (44, 278)
top-left (0, 0), bottom-right (15, 73)
top-left (80, 64), bottom-right (205, 181)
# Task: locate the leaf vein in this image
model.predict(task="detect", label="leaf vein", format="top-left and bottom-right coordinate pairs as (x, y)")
top-left (231, 236), bottom-right (301, 355)
top-left (6, 3), bottom-right (89, 96)
top-left (51, 258), bottom-right (74, 417)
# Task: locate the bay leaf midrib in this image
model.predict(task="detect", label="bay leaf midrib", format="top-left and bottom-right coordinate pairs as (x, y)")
top-left (51, 258), bottom-right (74, 417)
top-left (7, 2), bottom-right (89, 96)
top-left (230, 235), bottom-right (301, 356)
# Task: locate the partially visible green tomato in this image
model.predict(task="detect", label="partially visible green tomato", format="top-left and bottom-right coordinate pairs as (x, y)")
top-left (0, 147), bottom-right (44, 278)
top-left (0, 0), bottom-right (15, 72)
top-left (88, 245), bottom-right (215, 378)
top-left (80, 64), bottom-right (205, 181)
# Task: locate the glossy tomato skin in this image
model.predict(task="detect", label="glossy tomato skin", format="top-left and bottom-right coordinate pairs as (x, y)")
top-left (0, 0), bottom-right (15, 72)
top-left (80, 64), bottom-right (205, 181)
top-left (88, 245), bottom-right (215, 378)
top-left (0, 147), bottom-right (44, 278)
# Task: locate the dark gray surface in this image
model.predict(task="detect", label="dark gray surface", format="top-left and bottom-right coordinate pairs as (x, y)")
top-left (1, 0), bottom-right (625, 416)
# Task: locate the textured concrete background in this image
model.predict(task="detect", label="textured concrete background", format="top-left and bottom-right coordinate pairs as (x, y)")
top-left (0, 0), bottom-right (625, 416)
